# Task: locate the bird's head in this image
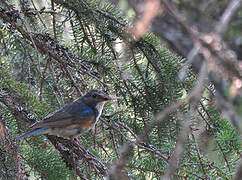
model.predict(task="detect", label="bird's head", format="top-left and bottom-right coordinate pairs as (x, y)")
top-left (82, 89), bottom-right (112, 107)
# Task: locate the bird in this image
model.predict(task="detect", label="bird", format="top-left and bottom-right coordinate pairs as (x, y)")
top-left (17, 89), bottom-right (113, 139)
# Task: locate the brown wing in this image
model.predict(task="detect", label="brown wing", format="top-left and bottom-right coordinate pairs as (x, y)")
top-left (31, 100), bottom-right (96, 129)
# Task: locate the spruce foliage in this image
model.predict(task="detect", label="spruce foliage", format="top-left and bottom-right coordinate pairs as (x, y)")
top-left (0, 0), bottom-right (241, 179)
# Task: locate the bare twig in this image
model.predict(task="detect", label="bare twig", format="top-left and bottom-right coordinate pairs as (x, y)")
top-left (131, 0), bottom-right (161, 39)
top-left (163, 114), bottom-right (191, 180)
top-left (51, 0), bottom-right (57, 39)
top-left (215, 0), bottom-right (242, 35)
top-left (108, 143), bottom-right (133, 180)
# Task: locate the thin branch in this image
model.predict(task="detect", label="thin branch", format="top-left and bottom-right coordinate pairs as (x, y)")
top-left (51, 0), bottom-right (57, 39)
top-left (108, 143), bottom-right (133, 180)
top-left (163, 114), bottom-right (191, 180)
top-left (215, 0), bottom-right (242, 35)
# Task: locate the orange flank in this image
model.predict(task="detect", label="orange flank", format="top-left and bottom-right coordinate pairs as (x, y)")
top-left (66, 119), bottom-right (94, 130)
top-left (80, 119), bottom-right (94, 130)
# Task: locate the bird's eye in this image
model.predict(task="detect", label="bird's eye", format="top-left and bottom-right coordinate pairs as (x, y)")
top-left (92, 94), bottom-right (97, 98)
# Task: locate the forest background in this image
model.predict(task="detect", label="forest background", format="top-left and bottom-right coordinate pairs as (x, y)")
top-left (0, 0), bottom-right (241, 179)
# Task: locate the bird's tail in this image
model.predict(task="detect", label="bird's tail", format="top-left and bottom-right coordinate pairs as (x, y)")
top-left (17, 127), bottom-right (49, 138)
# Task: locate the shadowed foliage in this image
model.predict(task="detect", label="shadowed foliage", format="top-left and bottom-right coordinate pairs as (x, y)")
top-left (0, 0), bottom-right (241, 179)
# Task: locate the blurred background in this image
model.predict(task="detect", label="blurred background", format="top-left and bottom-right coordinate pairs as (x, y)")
top-left (0, 0), bottom-right (241, 179)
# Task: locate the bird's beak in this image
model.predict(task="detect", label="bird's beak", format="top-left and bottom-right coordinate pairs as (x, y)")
top-left (102, 95), bottom-right (122, 105)
top-left (102, 95), bottom-right (121, 105)
top-left (101, 95), bottom-right (112, 101)
top-left (102, 95), bottom-right (112, 105)
top-left (105, 101), bottom-right (112, 105)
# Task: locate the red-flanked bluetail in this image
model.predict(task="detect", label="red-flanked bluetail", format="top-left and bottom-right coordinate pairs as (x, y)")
top-left (17, 89), bottom-right (116, 139)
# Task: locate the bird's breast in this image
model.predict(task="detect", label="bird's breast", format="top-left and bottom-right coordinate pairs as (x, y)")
top-left (46, 118), bottom-right (95, 138)
top-left (95, 102), bottom-right (105, 120)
